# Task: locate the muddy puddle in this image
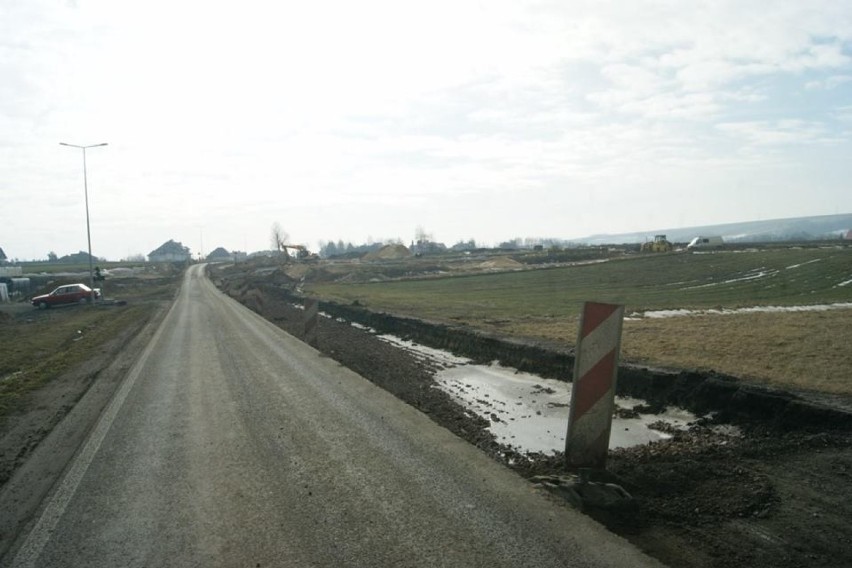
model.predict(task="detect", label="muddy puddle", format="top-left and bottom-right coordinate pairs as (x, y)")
top-left (278, 292), bottom-right (852, 433)
top-left (434, 365), bottom-right (699, 454)
top-left (374, 331), bottom-right (713, 455)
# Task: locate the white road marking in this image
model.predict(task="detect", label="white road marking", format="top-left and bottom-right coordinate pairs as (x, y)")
top-left (10, 300), bottom-right (178, 568)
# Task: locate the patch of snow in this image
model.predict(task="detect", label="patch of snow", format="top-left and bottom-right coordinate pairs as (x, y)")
top-left (570, 259), bottom-right (611, 267)
top-left (836, 278), bottom-right (852, 288)
top-left (630, 303), bottom-right (852, 319)
top-left (682, 268), bottom-right (778, 290)
top-left (785, 258), bottom-right (822, 270)
top-left (691, 248), bottom-right (760, 254)
top-left (644, 309), bottom-right (694, 319)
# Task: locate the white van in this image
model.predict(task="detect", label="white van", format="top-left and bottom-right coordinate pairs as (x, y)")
top-left (687, 236), bottom-right (724, 249)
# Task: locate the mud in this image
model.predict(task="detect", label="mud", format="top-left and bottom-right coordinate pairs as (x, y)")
top-left (213, 265), bottom-right (852, 568)
top-left (242, 279), bottom-right (852, 434)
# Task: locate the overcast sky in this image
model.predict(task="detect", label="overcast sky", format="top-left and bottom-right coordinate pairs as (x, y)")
top-left (2, 0), bottom-right (851, 260)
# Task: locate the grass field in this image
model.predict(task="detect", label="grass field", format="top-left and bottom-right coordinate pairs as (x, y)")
top-left (0, 276), bottom-right (178, 418)
top-left (0, 305), bottom-right (149, 417)
top-left (308, 246), bottom-right (852, 395)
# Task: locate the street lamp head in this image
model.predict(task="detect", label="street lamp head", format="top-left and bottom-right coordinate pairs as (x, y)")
top-left (59, 142), bottom-right (109, 149)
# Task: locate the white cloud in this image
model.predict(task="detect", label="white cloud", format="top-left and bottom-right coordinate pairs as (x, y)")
top-left (835, 105), bottom-right (852, 123)
top-left (1, 0), bottom-right (851, 259)
top-left (806, 74), bottom-right (852, 90)
top-left (716, 119), bottom-right (845, 146)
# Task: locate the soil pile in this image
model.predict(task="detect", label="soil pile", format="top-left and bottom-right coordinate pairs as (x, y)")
top-left (478, 256), bottom-right (523, 270)
top-left (363, 244), bottom-right (411, 261)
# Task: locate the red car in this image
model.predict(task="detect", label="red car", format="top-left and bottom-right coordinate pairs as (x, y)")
top-left (31, 283), bottom-right (101, 308)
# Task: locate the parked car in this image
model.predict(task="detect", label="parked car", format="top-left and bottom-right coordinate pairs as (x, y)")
top-left (31, 283), bottom-right (101, 308)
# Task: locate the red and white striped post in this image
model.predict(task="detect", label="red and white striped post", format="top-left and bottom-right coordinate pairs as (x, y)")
top-left (303, 298), bottom-right (319, 348)
top-left (565, 301), bottom-right (625, 470)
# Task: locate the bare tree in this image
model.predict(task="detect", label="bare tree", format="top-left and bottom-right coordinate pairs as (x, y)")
top-left (415, 225), bottom-right (432, 244)
top-left (271, 222), bottom-right (289, 255)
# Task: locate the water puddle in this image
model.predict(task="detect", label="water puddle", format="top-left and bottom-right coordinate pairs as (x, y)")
top-left (363, 328), bottom-right (703, 456)
top-left (434, 363), bottom-right (696, 455)
top-left (376, 334), bottom-right (471, 368)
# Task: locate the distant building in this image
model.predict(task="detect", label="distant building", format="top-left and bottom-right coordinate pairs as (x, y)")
top-left (845, 230), bottom-right (852, 240)
top-left (206, 247), bottom-right (232, 261)
top-left (148, 240), bottom-right (191, 263)
top-left (57, 250), bottom-right (97, 264)
top-left (0, 247), bottom-right (7, 264)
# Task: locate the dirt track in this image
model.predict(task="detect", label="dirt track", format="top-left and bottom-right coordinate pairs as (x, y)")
top-left (214, 266), bottom-right (852, 568)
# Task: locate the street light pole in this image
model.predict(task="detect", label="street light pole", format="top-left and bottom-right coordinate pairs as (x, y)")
top-left (60, 142), bottom-right (108, 303)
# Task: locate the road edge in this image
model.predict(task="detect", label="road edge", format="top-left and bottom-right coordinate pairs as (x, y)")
top-left (0, 298), bottom-right (175, 565)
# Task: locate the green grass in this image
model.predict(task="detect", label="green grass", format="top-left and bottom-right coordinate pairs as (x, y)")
top-left (307, 247), bottom-right (852, 394)
top-left (0, 305), bottom-right (148, 417)
top-left (0, 275), bottom-right (179, 418)
top-left (309, 247), bottom-right (852, 320)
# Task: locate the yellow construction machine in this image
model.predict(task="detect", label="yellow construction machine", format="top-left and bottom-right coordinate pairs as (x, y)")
top-left (640, 234), bottom-right (673, 253)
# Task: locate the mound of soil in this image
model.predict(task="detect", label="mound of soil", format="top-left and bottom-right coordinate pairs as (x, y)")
top-left (363, 244), bottom-right (412, 261)
top-left (212, 268), bottom-right (852, 568)
top-left (478, 256), bottom-right (523, 270)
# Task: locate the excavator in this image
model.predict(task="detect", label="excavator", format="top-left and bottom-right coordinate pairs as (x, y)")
top-left (282, 244), bottom-right (318, 261)
top-left (640, 234), bottom-right (673, 253)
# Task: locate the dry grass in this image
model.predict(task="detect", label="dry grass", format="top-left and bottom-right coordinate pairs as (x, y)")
top-left (0, 276), bottom-right (178, 417)
top-left (308, 247), bottom-right (852, 396)
top-left (621, 311), bottom-right (852, 395)
top-left (0, 305), bottom-right (149, 416)
top-left (438, 310), bottom-right (852, 394)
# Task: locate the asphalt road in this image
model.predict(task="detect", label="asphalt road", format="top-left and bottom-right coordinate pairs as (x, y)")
top-left (6, 264), bottom-right (660, 567)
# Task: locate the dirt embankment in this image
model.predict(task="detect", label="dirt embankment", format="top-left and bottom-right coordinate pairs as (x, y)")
top-left (213, 265), bottom-right (852, 568)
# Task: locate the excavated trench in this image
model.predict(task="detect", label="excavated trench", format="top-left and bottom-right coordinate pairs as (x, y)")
top-left (220, 273), bottom-right (851, 434)
top-left (315, 297), bottom-right (852, 434)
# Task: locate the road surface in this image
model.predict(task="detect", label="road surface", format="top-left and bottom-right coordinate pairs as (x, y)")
top-left (5, 265), bottom-right (660, 567)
